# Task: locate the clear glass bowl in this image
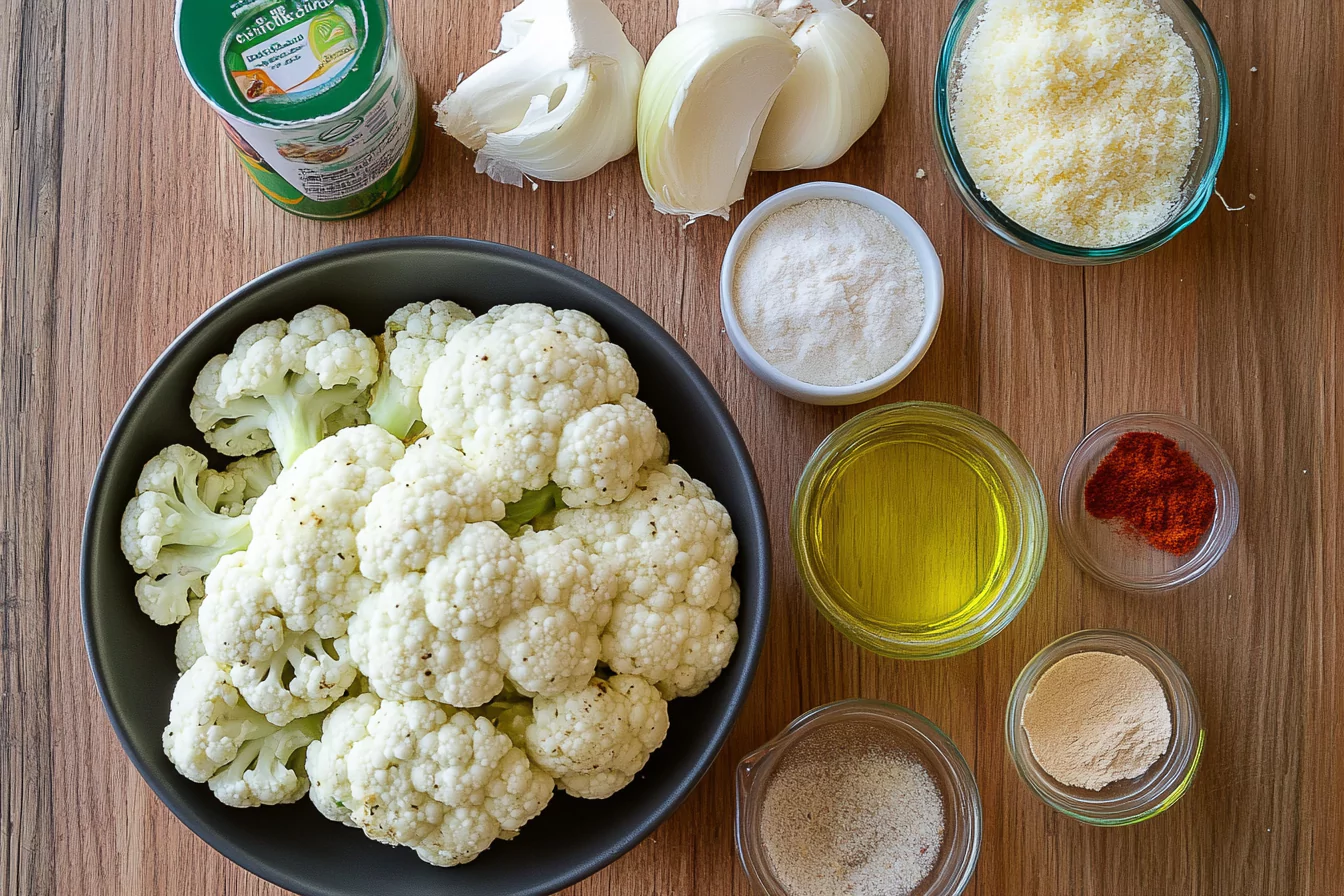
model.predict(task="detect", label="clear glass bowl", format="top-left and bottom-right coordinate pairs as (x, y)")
top-left (791, 402), bottom-right (1048, 659)
top-left (933, 0), bottom-right (1231, 264)
top-left (1058, 413), bottom-right (1239, 592)
top-left (1005, 630), bottom-right (1204, 825)
top-left (736, 700), bottom-right (982, 896)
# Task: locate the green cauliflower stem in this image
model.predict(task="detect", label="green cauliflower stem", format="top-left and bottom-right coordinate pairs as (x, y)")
top-left (368, 301), bottom-right (475, 440)
top-left (189, 306), bottom-right (379, 467)
top-left (120, 445), bottom-right (255, 625)
top-left (497, 481), bottom-right (565, 537)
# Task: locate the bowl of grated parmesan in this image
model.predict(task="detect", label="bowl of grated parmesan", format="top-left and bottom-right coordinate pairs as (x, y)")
top-left (719, 182), bottom-right (944, 406)
top-left (934, 0), bottom-right (1230, 264)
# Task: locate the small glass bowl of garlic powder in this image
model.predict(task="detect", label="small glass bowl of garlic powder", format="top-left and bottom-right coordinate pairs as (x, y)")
top-left (720, 182), bottom-right (944, 405)
top-left (1005, 629), bottom-right (1205, 825)
top-left (736, 700), bottom-right (982, 896)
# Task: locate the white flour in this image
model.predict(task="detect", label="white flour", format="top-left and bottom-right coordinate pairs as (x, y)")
top-left (731, 198), bottom-right (926, 387)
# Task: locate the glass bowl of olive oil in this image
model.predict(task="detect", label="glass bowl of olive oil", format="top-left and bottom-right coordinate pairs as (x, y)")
top-left (792, 402), bottom-right (1047, 659)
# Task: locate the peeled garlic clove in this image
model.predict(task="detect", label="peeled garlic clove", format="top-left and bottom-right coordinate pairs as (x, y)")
top-left (753, 3), bottom-right (889, 171)
top-left (637, 11), bottom-right (799, 222)
top-left (434, 0), bottom-right (644, 186)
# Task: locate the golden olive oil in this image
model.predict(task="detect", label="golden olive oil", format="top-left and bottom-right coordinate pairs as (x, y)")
top-left (809, 434), bottom-right (1012, 631)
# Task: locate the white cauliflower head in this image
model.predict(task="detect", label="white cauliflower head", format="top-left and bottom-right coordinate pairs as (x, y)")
top-left (356, 438), bottom-right (505, 582)
top-left (525, 675), bottom-right (669, 798)
top-left (332, 699), bottom-right (553, 866)
top-left (554, 463), bottom-right (740, 698)
top-left (349, 523), bottom-right (534, 708)
top-left (419, 304), bottom-right (640, 502)
top-left (189, 306), bottom-right (379, 466)
top-left (368, 301), bottom-right (475, 439)
top-left (246, 425), bottom-right (404, 637)
top-left (497, 529), bottom-right (615, 697)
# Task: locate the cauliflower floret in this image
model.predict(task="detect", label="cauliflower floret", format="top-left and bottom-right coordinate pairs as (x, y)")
top-left (368, 301), bottom-right (475, 439)
top-left (215, 452), bottom-right (283, 515)
top-left (308, 692), bottom-right (381, 825)
top-left (246, 425), bottom-right (404, 637)
top-left (349, 523), bottom-right (534, 708)
top-left (199, 552), bottom-right (287, 667)
top-left (497, 529), bottom-right (615, 696)
top-left (356, 438), bottom-right (505, 582)
top-left (230, 628), bottom-right (358, 726)
top-left (208, 714), bottom-right (323, 808)
top-left (175, 600), bottom-right (207, 672)
top-left (419, 304), bottom-right (640, 502)
top-left (552, 396), bottom-right (662, 507)
top-left (189, 306), bottom-right (379, 466)
top-left (525, 675), bottom-right (669, 799)
top-left (342, 700), bottom-right (553, 867)
top-left (162, 656), bottom-right (272, 783)
top-left (421, 522), bottom-right (534, 631)
top-left (554, 463), bottom-right (739, 698)
top-left (348, 577), bottom-right (506, 709)
top-left (120, 445), bottom-right (254, 624)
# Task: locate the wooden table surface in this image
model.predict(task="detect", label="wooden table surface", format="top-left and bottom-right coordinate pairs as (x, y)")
top-left (4, 0), bottom-right (1342, 893)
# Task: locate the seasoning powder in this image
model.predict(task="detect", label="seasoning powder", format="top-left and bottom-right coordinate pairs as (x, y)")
top-left (759, 727), bottom-right (944, 896)
top-left (1021, 651), bottom-right (1172, 791)
top-left (1084, 431), bottom-right (1217, 555)
top-left (731, 198), bottom-right (926, 387)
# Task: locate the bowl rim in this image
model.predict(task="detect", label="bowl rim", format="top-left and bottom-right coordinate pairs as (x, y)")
top-left (932, 0), bottom-right (1232, 264)
top-left (719, 181), bottom-right (945, 405)
top-left (1055, 411), bottom-right (1240, 592)
top-left (80, 236), bottom-right (772, 896)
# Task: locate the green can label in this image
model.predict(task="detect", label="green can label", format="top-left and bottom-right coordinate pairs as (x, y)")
top-left (176, 0), bottom-right (422, 219)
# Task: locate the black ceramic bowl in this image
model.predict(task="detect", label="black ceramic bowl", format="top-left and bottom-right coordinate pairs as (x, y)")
top-left (82, 238), bottom-right (770, 896)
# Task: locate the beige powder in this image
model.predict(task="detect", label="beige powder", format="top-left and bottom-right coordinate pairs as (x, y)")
top-left (759, 725), bottom-right (944, 896)
top-left (731, 198), bottom-right (926, 388)
top-left (1021, 651), bottom-right (1172, 791)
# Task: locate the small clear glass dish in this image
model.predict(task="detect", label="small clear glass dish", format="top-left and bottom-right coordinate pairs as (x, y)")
top-left (1058, 413), bottom-right (1239, 592)
top-left (736, 700), bottom-right (982, 896)
top-left (1005, 630), bottom-right (1204, 826)
top-left (933, 0), bottom-right (1230, 264)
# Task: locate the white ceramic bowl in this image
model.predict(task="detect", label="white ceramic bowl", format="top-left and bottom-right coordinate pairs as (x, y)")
top-left (720, 182), bottom-right (944, 405)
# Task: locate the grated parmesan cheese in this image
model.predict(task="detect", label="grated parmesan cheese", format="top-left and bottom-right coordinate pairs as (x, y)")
top-left (951, 0), bottom-right (1200, 248)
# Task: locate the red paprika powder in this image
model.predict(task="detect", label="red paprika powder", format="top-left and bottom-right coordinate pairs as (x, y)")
top-left (1084, 431), bottom-right (1216, 556)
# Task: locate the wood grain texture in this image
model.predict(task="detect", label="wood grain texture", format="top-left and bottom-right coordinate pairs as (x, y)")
top-left (2, 0), bottom-right (1341, 894)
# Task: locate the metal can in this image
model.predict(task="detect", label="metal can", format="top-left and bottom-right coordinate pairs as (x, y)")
top-left (176, 0), bottom-right (423, 219)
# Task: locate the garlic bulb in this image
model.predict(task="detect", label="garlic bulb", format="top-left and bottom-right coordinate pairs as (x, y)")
top-left (434, 0), bottom-right (644, 187)
top-left (752, 1), bottom-right (889, 170)
top-left (637, 12), bottom-right (799, 221)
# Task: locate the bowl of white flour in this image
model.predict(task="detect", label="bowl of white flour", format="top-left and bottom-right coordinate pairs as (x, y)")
top-left (720, 182), bottom-right (944, 405)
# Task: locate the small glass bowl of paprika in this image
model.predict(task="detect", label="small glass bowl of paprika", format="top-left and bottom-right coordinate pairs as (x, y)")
top-left (1058, 413), bottom-right (1239, 592)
